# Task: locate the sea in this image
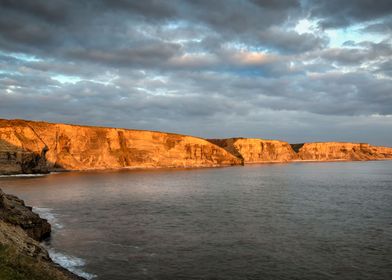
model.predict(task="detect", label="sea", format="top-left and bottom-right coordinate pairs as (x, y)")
top-left (1, 161), bottom-right (391, 280)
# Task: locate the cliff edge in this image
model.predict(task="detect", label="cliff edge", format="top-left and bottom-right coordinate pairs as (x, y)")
top-left (208, 138), bottom-right (297, 163)
top-left (292, 142), bottom-right (392, 161)
top-left (0, 119), bottom-right (241, 174)
top-left (209, 138), bottom-right (392, 164)
top-left (0, 188), bottom-right (84, 280)
top-left (1, 119), bottom-right (391, 173)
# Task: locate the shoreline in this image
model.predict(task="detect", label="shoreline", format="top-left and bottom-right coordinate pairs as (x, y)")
top-left (1, 157), bottom-right (392, 176)
top-left (1, 118), bottom-right (391, 176)
top-left (0, 188), bottom-right (86, 280)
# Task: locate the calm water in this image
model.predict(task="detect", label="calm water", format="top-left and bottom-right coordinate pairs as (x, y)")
top-left (1, 161), bottom-right (392, 280)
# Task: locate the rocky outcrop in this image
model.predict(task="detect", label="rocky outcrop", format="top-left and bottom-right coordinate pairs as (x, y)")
top-left (0, 119), bottom-right (241, 174)
top-left (292, 142), bottom-right (392, 161)
top-left (0, 189), bottom-right (84, 280)
top-left (0, 136), bottom-right (48, 175)
top-left (0, 189), bottom-right (51, 241)
top-left (209, 138), bottom-right (297, 163)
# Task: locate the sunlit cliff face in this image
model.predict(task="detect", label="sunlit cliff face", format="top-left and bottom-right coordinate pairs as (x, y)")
top-left (0, 0), bottom-right (391, 145)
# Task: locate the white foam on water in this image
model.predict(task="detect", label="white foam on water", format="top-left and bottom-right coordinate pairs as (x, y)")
top-left (0, 173), bottom-right (47, 177)
top-left (33, 207), bottom-right (64, 230)
top-left (48, 249), bottom-right (97, 280)
top-left (34, 207), bottom-right (96, 279)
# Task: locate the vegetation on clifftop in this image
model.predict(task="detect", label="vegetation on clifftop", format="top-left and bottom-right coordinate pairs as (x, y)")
top-left (0, 244), bottom-right (72, 280)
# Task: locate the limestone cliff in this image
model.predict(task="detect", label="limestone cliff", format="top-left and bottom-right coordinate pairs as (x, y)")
top-left (0, 189), bottom-right (84, 280)
top-left (292, 142), bottom-right (392, 161)
top-left (0, 119), bottom-right (241, 174)
top-left (1, 119), bottom-right (391, 173)
top-left (209, 138), bottom-right (297, 163)
top-left (209, 138), bottom-right (392, 164)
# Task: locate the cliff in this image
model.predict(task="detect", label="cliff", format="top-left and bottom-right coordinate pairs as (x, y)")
top-left (209, 138), bottom-right (392, 164)
top-left (292, 142), bottom-right (392, 161)
top-left (0, 119), bottom-right (241, 174)
top-left (0, 189), bottom-right (84, 280)
top-left (1, 119), bottom-right (391, 173)
top-left (208, 138), bottom-right (297, 163)
top-left (0, 189), bottom-right (51, 241)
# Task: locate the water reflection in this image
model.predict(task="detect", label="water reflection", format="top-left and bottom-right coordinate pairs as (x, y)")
top-left (1, 161), bottom-right (392, 280)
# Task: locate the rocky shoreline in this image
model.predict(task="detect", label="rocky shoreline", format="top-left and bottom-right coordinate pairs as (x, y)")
top-left (0, 188), bottom-right (85, 280)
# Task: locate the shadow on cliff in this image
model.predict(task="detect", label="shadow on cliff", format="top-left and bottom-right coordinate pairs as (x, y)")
top-left (0, 139), bottom-right (63, 175)
top-left (290, 143), bottom-right (304, 153)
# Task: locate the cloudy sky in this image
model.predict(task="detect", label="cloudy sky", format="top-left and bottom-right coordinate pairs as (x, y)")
top-left (0, 0), bottom-right (391, 145)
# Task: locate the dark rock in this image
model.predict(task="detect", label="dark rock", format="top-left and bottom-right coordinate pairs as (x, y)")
top-left (0, 188), bottom-right (51, 241)
top-left (0, 188), bottom-right (85, 279)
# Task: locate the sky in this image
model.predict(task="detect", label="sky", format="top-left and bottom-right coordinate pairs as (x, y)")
top-left (0, 0), bottom-right (391, 145)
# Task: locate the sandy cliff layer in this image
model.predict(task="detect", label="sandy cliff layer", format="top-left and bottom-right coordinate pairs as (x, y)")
top-left (209, 138), bottom-right (297, 163)
top-left (0, 119), bottom-right (241, 174)
top-left (292, 142), bottom-right (392, 161)
top-left (0, 189), bottom-right (84, 280)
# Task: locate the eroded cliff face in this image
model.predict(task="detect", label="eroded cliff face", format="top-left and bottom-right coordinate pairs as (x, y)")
top-left (209, 138), bottom-right (392, 164)
top-left (1, 119), bottom-right (391, 173)
top-left (0, 119), bottom-right (241, 174)
top-left (209, 138), bottom-right (297, 163)
top-left (293, 142), bottom-right (392, 161)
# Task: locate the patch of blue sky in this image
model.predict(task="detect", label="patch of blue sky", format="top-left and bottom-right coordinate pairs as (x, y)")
top-left (294, 18), bottom-right (387, 48)
top-left (52, 75), bottom-right (82, 84)
top-left (0, 50), bottom-right (42, 62)
top-left (326, 23), bottom-right (387, 47)
top-left (223, 67), bottom-right (267, 77)
top-left (51, 74), bottom-right (119, 86)
top-left (223, 41), bottom-right (269, 52)
top-left (0, 69), bottom-right (22, 76)
top-left (164, 20), bottom-right (184, 29)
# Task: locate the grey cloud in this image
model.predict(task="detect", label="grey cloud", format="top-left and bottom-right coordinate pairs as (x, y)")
top-left (250, 0), bottom-right (300, 9)
top-left (375, 60), bottom-right (392, 77)
top-left (258, 27), bottom-right (329, 53)
top-left (67, 42), bottom-right (182, 68)
top-left (101, 0), bottom-right (178, 20)
top-left (319, 42), bottom-right (391, 65)
top-left (308, 0), bottom-right (392, 28)
top-left (0, 0), bottom-right (71, 24)
top-left (0, 0), bottom-right (392, 145)
top-left (0, 0), bottom-right (305, 57)
top-left (361, 18), bottom-right (392, 34)
top-left (0, 10), bottom-right (55, 51)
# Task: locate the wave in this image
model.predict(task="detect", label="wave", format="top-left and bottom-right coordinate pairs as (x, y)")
top-left (33, 207), bottom-right (64, 230)
top-left (48, 249), bottom-right (96, 280)
top-left (0, 173), bottom-right (47, 178)
top-left (34, 207), bottom-right (96, 279)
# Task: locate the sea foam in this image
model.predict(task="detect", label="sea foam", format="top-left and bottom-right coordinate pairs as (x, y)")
top-left (48, 249), bottom-right (96, 279)
top-left (33, 207), bottom-right (64, 230)
top-left (34, 207), bottom-right (96, 279)
top-left (0, 174), bottom-right (47, 178)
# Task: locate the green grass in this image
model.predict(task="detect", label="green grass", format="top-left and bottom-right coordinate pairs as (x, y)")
top-left (0, 244), bottom-right (66, 280)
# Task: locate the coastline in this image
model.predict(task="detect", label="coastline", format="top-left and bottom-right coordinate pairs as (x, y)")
top-left (0, 188), bottom-right (86, 280)
top-left (2, 156), bottom-right (392, 177)
top-left (1, 118), bottom-right (392, 176)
